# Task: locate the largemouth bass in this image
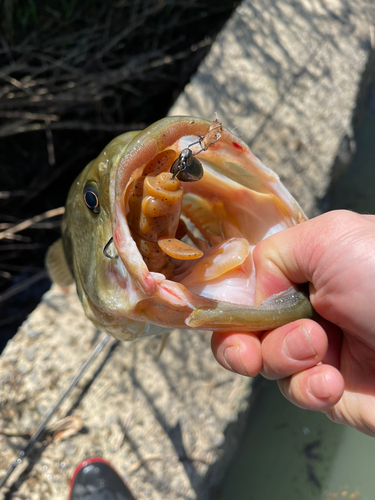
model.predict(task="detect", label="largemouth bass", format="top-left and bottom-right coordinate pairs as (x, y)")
top-left (46, 116), bottom-right (313, 341)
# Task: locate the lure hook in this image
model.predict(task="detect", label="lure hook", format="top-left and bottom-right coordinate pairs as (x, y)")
top-left (170, 120), bottom-right (221, 182)
top-left (103, 237), bottom-right (118, 259)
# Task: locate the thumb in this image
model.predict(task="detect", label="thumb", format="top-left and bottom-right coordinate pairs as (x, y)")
top-left (253, 211), bottom-right (349, 304)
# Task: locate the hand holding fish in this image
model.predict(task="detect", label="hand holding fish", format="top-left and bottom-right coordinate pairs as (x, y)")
top-left (211, 210), bottom-right (375, 436)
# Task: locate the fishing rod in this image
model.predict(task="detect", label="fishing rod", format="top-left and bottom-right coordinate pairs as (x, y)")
top-left (0, 333), bottom-right (111, 489)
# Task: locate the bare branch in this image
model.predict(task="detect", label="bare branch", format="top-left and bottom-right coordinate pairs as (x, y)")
top-left (0, 207), bottom-right (65, 241)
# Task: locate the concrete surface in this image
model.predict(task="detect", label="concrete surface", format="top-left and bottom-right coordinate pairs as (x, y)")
top-left (1, 0), bottom-right (374, 499)
top-left (171, 0), bottom-right (375, 217)
top-left (0, 286), bottom-right (250, 499)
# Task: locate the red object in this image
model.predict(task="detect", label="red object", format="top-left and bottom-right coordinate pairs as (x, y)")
top-left (232, 141), bottom-right (243, 151)
top-left (68, 457), bottom-right (136, 500)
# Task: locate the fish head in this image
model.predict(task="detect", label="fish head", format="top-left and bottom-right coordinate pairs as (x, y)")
top-left (47, 117), bottom-right (312, 341)
top-left (55, 131), bottom-right (150, 338)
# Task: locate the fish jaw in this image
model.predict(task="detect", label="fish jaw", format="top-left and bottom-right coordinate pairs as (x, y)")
top-left (185, 288), bottom-right (313, 332)
top-left (106, 116), bottom-right (312, 334)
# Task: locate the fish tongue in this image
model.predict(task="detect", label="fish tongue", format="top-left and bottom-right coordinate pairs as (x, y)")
top-left (181, 237), bottom-right (250, 288)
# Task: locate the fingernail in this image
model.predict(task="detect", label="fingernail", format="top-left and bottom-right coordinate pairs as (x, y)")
top-left (282, 326), bottom-right (316, 360)
top-left (308, 373), bottom-right (331, 399)
top-left (223, 346), bottom-right (248, 376)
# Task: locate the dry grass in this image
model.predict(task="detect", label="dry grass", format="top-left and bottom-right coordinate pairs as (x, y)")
top-left (0, 0), bottom-right (224, 138)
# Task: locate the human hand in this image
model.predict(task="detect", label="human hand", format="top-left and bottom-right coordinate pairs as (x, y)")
top-left (211, 210), bottom-right (375, 436)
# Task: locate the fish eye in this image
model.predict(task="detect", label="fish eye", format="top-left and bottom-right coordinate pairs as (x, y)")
top-left (83, 184), bottom-right (100, 214)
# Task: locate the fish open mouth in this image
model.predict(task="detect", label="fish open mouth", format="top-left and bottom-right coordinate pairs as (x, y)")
top-left (110, 117), bottom-right (312, 332)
